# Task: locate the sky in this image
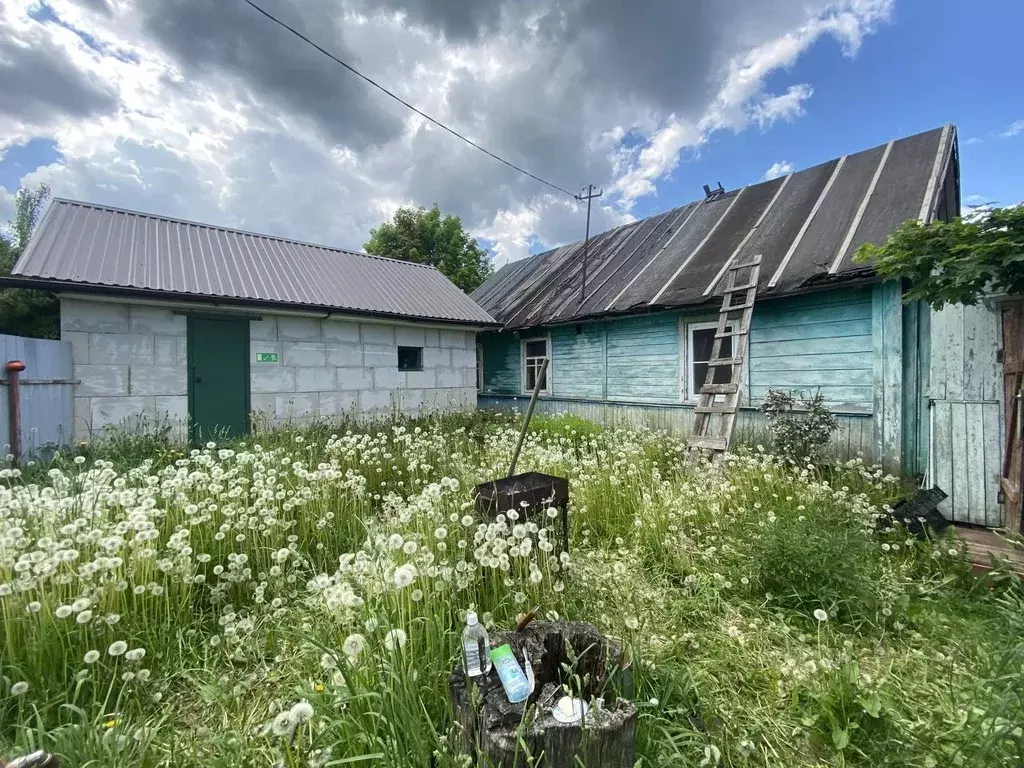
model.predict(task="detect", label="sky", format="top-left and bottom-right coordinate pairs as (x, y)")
top-left (1, 0), bottom-right (1022, 267)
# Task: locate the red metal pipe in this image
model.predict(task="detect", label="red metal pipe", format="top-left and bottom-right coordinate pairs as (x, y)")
top-left (5, 360), bottom-right (26, 462)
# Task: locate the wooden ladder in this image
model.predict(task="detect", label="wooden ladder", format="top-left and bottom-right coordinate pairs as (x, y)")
top-left (687, 254), bottom-right (762, 456)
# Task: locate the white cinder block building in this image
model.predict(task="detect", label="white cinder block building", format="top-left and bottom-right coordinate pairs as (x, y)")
top-left (10, 200), bottom-right (496, 441)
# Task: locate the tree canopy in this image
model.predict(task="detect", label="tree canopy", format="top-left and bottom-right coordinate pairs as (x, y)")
top-left (854, 206), bottom-right (1024, 308)
top-left (0, 185), bottom-right (60, 339)
top-left (364, 204), bottom-right (493, 293)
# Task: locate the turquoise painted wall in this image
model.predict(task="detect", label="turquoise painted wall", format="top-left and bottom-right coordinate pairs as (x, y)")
top-left (480, 285), bottom-right (878, 414)
top-left (606, 314), bottom-right (679, 403)
top-left (748, 287), bottom-right (874, 411)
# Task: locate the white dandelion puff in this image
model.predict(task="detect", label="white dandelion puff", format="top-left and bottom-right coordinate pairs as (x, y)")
top-left (384, 628), bottom-right (407, 652)
top-left (108, 640), bottom-right (128, 657)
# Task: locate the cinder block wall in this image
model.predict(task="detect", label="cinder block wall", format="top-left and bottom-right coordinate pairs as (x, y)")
top-left (250, 314), bottom-right (477, 426)
top-left (62, 298), bottom-right (189, 442)
top-left (61, 297), bottom-right (477, 441)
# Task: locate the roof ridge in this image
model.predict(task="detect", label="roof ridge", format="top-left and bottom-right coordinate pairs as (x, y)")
top-left (49, 198), bottom-right (440, 271)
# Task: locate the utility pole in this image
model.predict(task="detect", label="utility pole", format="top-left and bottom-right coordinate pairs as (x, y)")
top-left (575, 184), bottom-right (603, 304)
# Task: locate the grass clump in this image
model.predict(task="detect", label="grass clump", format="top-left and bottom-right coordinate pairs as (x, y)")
top-left (1, 412), bottom-right (1021, 767)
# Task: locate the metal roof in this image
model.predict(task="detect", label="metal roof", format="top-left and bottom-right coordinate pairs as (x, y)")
top-left (12, 200), bottom-right (496, 326)
top-left (473, 124), bottom-right (959, 330)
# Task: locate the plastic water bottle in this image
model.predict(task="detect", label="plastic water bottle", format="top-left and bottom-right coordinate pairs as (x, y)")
top-left (462, 611), bottom-right (492, 677)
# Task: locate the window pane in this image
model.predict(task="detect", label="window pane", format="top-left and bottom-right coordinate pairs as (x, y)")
top-left (692, 328), bottom-right (715, 363)
top-left (525, 340), bottom-right (547, 357)
top-left (693, 362), bottom-right (709, 391)
top-left (397, 346), bottom-right (423, 371)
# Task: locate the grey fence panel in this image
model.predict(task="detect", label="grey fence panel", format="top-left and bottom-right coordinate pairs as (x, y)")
top-left (0, 334), bottom-right (75, 455)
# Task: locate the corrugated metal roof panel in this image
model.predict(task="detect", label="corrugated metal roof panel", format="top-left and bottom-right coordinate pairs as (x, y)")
top-left (13, 200), bottom-right (496, 326)
top-left (474, 125), bottom-right (957, 329)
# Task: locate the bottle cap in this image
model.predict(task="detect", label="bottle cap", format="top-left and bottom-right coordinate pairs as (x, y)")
top-left (466, 611), bottom-right (478, 625)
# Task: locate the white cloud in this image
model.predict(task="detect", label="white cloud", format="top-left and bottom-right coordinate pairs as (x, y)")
top-left (1000, 119), bottom-right (1024, 138)
top-left (0, 0), bottom-right (894, 266)
top-left (750, 84), bottom-right (814, 128)
top-left (763, 161), bottom-right (795, 181)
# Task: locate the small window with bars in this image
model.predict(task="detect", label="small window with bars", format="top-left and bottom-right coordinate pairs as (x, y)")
top-left (521, 337), bottom-right (550, 394)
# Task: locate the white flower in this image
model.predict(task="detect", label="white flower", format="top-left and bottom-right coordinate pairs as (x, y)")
top-left (76, 610), bottom-right (93, 624)
top-left (384, 628), bottom-right (407, 652)
top-left (625, 617), bottom-right (640, 630)
top-left (125, 648), bottom-right (146, 662)
top-left (271, 711), bottom-right (297, 737)
top-left (393, 564), bottom-right (417, 589)
top-left (402, 540), bottom-right (418, 555)
top-left (410, 588), bottom-right (423, 602)
top-left (54, 605), bottom-right (73, 619)
top-left (10, 681), bottom-right (29, 695)
top-left (813, 609), bottom-right (829, 622)
top-left (84, 650), bottom-right (100, 664)
top-left (289, 700), bottom-right (314, 724)
top-left (342, 634), bottom-right (366, 658)
top-left (108, 640), bottom-right (128, 657)
top-left (321, 653), bottom-right (338, 670)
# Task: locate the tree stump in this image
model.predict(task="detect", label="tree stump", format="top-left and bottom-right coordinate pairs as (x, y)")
top-left (449, 620), bottom-right (637, 768)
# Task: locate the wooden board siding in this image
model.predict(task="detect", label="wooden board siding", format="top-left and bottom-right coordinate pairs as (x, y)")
top-left (551, 324), bottom-right (605, 399)
top-left (748, 287), bottom-right (874, 411)
top-left (478, 395), bottom-right (876, 462)
top-left (873, 282), bottom-right (904, 473)
top-left (480, 331), bottom-right (521, 395)
top-left (929, 300), bottom-right (1004, 526)
top-left (901, 300), bottom-right (931, 476)
top-left (605, 314), bottom-right (679, 403)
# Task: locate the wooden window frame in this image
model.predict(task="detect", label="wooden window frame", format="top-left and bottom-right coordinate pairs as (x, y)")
top-left (680, 318), bottom-right (735, 402)
top-left (520, 335), bottom-right (551, 396)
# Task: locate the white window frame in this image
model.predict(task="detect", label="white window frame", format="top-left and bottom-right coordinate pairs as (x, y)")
top-left (680, 319), bottom-right (736, 401)
top-left (520, 335), bottom-right (551, 395)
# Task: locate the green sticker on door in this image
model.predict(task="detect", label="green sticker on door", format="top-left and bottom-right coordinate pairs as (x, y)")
top-left (255, 352), bottom-right (279, 363)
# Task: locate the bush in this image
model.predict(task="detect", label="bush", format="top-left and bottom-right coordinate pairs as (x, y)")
top-left (762, 388), bottom-right (838, 459)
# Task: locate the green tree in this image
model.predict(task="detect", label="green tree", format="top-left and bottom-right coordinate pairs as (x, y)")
top-left (0, 184), bottom-right (60, 339)
top-left (364, 204), bottom-right (493, 293)
top-left (854, 206), bottom-right (1024, 308)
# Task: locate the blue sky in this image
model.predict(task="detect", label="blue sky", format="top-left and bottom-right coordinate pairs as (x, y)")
top-left (629, 0), bottom-right (1024, 223)
top-left (1, 0), bottom-right (1021, 261)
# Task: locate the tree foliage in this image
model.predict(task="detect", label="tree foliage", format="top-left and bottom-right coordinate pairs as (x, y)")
top-left (0, 185), bottom-right (60, 339)
top-left (854, 206), bottom-right (1024, 308)
top-left (364, 204), bottom-right (493, 293)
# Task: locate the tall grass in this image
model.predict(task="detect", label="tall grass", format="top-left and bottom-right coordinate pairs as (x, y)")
top-left (1, 412), bottom-right (1021, 766)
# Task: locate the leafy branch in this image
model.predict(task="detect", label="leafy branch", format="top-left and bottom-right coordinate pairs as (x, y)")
top-left (853, 206), bottom-right (1024, 308)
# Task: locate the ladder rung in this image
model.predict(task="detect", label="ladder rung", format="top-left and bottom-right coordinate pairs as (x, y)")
top-left (715, 329), bottom-right (748, 339)
top-left (694, 405), bottom-right (737, 415)
top-left (688, 436), bottom-right (728, 451)
top-left (727, 282), bottom-right (758, 292)
top-left (721, 301), bottom-right (755, 312)
top-left (729, 259), bottom-right (762, 271)
top-left (708, 357), bottom-right (743, 366)
top-left (700, 383), bottom-right (738, 395)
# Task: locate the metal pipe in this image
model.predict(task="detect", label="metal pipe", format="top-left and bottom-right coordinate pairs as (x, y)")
top-left (507, 357), bottom-right (549, 478)
top-left (5, 360), bottom-right (26, 462)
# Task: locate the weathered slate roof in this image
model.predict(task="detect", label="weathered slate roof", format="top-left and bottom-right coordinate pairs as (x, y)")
top-left (473, 125), bottom-right (958, 330)
top-left (11, 199), bottom-right (496, 326)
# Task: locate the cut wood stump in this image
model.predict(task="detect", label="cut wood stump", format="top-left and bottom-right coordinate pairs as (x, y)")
top-left (449, 620), bottom-right (636, 768)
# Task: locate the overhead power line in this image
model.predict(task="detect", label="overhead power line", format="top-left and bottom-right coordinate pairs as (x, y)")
top-left (240, 0), bottom-right (581, 200)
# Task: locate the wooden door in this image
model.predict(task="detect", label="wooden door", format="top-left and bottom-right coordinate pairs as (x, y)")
top-left (1002, 302), bottom-right (1024, 533)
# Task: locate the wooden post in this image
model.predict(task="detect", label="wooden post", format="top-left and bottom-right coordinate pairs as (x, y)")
top-left (508, 357), bottom-right (549, 477)
top-left (4, 360), bottom-right (26, 462)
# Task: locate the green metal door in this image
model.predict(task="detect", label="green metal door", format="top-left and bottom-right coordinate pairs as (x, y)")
top-left (188, 316), bottom-right (250, 443)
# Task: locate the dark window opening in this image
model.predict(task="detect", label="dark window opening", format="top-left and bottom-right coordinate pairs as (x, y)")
top-left (398, 346), bottom-right (423, 371)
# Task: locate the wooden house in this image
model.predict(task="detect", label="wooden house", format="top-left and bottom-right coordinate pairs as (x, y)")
top-left (472, 125), bottom-right (1020, 531)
